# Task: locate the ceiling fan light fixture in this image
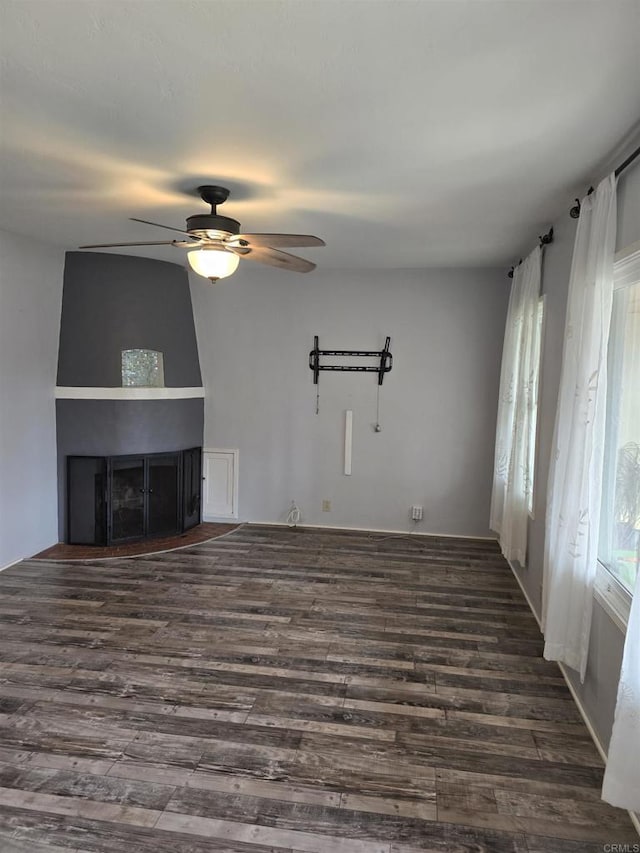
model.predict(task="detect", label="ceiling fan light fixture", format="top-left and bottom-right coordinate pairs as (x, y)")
top-left (79, 186), bottom-right (324, 276)
top-left (187, 246), bottom-right (240, 282)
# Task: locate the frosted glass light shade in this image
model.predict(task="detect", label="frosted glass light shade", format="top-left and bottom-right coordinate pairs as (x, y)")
top-left (188, 247), bottom-right (240, 281)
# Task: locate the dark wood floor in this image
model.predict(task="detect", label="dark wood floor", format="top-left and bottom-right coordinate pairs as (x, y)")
top-left (0, 524), bottom-right (636, 852)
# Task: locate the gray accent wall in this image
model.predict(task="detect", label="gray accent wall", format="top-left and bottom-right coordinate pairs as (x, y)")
top-left (57, 252), bottom-right (201, 387)
top-left (56, 252), bottom-right (204, 539)
top-left (56, 398), bottom-right (204, 538)
top-left (57, 399), bottom-right (204, 456)
top-left (191, 265), bottom-right (509, 536)
top-left (0, 230), bottom-right (64, 567)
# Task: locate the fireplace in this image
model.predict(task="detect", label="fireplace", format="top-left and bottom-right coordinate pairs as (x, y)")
top-left (67, 447), bottom-right (201, 545)
top-left (55, 252), bottom-right (205, 543)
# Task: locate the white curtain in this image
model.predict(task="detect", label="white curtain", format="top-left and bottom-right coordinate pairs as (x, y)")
top-left (542, 174), bottom-right (617, 681)
top-left (490, 245), bottom-right (542, 565)
top-left (602, 251), bottom-right (640, 812)
top-left (602, 569), bottom-right (640, 810)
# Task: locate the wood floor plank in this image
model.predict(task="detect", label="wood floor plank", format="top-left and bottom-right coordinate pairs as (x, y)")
top-left (188, 768), bottom-right (343, 808)
top-left (435, 765), bottom-right (608, 801)
top-left (157, 810), bottom-right (392, 853)
top-left (0, 524), bottom-right (635, 850)
top-left (435, 804), bottom-right (639, 843)
top-left (0, 805), bottom-right (296, 852)
top-left (494, 786), bottom-right (634, 828)
top-left (0, 785), bottom-right (162, 827)
top-left (0, 762), bottom-right (176, 810)
top-left (0, 835), bottom-right (79, 853)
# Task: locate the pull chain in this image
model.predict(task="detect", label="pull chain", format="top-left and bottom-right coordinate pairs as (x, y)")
top-left (374, 384), bottom-right (381, 432)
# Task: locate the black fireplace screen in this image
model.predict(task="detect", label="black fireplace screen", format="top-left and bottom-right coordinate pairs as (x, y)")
top-left (67, 449), bottom-right (201, 545)
top-left (67, 456), bottom-right (107, 545)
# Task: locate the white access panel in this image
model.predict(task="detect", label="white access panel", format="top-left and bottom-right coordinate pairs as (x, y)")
top-left (202, 449), bottom-right (238, 519)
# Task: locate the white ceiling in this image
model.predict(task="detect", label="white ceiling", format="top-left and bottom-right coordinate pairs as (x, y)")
top-left (1, 0), bottom-right (639, 271)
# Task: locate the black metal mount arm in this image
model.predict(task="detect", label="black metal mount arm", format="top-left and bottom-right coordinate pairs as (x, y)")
top-left (309, 336), bottom-right (393, 385)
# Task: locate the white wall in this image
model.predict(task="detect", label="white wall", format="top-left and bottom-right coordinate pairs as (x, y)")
top-left (191, 265), bottom-right (508, 536)
top-left (0, 230), bottom-right (64, 567)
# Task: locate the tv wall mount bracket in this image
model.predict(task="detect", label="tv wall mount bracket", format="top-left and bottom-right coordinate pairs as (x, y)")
top-left (309, 335), bottom-right (393, 385)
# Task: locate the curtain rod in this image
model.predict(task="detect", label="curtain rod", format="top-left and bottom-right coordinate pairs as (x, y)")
top-left (614, 143), bottom-right (640, 178)
top-left (570, 143), bottom-right (640, 219)
top-left (507, 143), bottom-right (640, 276)
top-left (507, 227), bottom-right (553, 278)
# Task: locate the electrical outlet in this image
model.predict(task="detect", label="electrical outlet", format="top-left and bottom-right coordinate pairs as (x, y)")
top-left (411, 505), bottom-right (423, 521)
top-left (322, 499), bottom-right (331, 512)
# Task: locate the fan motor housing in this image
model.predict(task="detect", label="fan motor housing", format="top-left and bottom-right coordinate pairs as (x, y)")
top-left (186, 213), bottom-right (241, 237)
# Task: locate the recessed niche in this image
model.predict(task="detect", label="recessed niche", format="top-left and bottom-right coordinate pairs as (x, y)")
top-left (121, 349), bottom-right (165, 388)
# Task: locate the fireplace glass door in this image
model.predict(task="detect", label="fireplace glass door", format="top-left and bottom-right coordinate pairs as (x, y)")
top-left (147, 453), bottom-right (180, 538)
top-left (182, 447), bottom-right (202, 532)
top-left (109, 454), bottom-right (182, 543)
top-left (110, 457), bottom-right (145, 542)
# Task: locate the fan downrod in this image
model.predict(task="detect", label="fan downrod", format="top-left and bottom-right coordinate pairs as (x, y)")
top-left (198, 185), bottom-right (230, 212)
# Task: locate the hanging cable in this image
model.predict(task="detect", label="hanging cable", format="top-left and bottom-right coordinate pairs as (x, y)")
top-left (374, 383), bottom-right (382, 432)
top-left (286, 501), bottom-right (301, 527)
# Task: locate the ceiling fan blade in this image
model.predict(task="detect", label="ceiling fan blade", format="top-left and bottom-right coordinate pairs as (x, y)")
top-left (129, 217), bottom-right (198, 239)
top-left (230, 245), bottom-right (316, 273)
top-left (78, 240), bottom-right (180, 249)
top-left (227, 233), bottom-right (325, 249)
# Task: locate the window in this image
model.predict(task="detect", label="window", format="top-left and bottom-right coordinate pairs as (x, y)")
top-left (121, 349), bottom-right (165, 388)
top-left (598, 248), bottom-right (640, 619)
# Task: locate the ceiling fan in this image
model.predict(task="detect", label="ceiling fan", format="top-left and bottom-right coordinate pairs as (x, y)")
top-left (79, 185), bottom-right (325, 282)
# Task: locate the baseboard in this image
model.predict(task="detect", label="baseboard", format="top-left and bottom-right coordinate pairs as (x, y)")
top-left (203, 515), bottom-right (238, 523)
top-left (506, 558), bottom-right (640, 835)
top-left (556, 660), bottom-right (608, 766)
top-left (1, 537), bottom-right (62, 572)
top-left (248, 520), bottom-right (497, 542)
top-left (507, 559), bottom-right (543, 629)
top-left (0, 557), bottom-right (23, 573)
top-left (558, 666), bottom-right (639, 835)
